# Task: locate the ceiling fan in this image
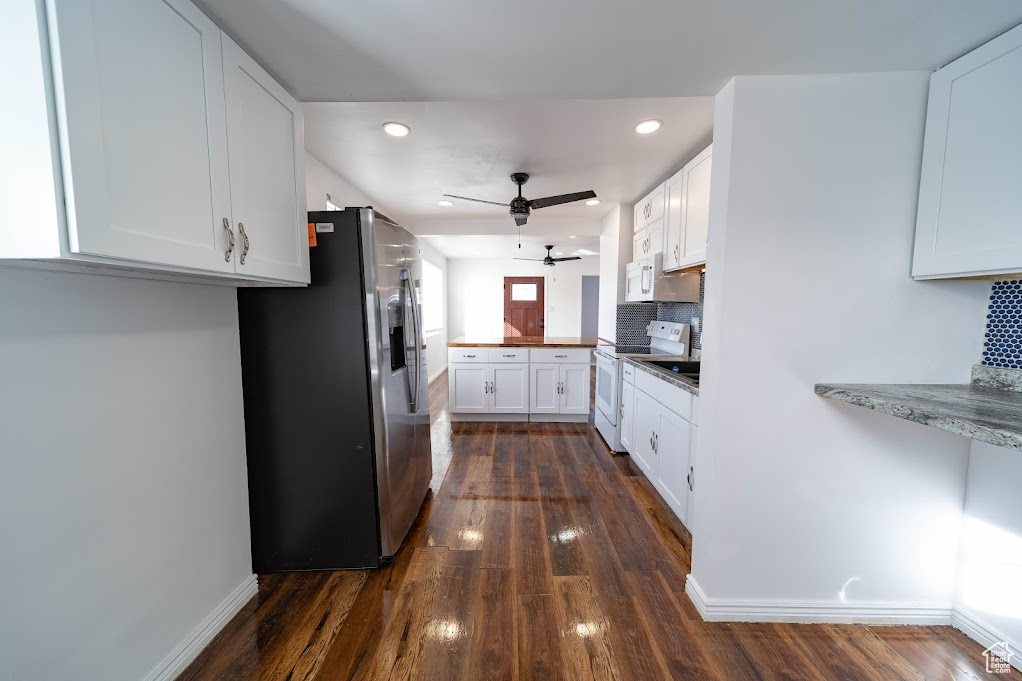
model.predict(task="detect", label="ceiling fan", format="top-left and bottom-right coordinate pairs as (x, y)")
top-left (514, 245), bottom-right (582, 267)
top-left (444, 173), bottom-right (596, 227)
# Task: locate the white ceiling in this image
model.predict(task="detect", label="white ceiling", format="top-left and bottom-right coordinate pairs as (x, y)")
top-left (423, 234), bottom-right (601, 260)
top-left (305, 98), bottom-right (714, 223)
top-left (196, 0), bottom-right (1022, 101)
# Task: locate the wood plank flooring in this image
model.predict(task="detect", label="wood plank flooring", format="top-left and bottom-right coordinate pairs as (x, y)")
top-left (180, 370), bottom-right (1017, 680)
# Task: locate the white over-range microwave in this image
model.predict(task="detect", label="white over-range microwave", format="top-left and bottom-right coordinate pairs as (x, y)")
top-left (624, 253), bottom-right (701, 302)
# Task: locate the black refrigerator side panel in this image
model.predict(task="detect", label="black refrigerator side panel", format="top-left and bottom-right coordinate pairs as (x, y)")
top-left (238, 211), bottom-right (381, 571)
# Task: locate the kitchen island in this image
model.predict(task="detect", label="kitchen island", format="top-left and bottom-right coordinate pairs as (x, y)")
top-left (446, 337), bottom-right (595, 422)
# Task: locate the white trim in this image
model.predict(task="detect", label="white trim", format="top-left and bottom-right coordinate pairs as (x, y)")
top-left (429, 365), bottom-right (447, 384)
top-left (142, 574), bottom-right (258, 681)
top-left (684, 576), bottom-right (952, 625)
top-left (451, 413), bottom-right (529, 422)
top-left (953, 608), bottom-right (1022, 673)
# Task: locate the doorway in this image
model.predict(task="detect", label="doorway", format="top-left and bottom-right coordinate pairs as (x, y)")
top-left (504, 276), bottom-right (545, 337)
top-left (580, 275), bottom-right (600, 338)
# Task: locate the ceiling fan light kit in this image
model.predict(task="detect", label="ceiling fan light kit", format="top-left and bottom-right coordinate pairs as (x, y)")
top-left (442, 173), bottom-right (596, 227)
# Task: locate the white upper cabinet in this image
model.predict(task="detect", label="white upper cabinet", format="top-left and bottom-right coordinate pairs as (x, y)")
top-left (222, 36), bottom-right (309, 284)
top-left (634, 182), bottom-right (665, 232)
top-left (48, 0), bottom-right (234, 273)
top-left (679, 144), bottom-right (712, 269)
top-left (912, 24), bottom-right (1022, 280)
top-left (1, 0), bottom-right (308, 285)
top-left (663, 144), bottom-right (712, 272)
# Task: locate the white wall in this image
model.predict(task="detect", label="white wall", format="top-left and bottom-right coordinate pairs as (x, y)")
top-left (420, 241), bottom-right (450, 382)
top-left (597, 205), bottom-right (635, 341)
top-left (954, 440), bottom-right (1022, 664)
top-left (690, 73), bottom-right (991, 615)
top-left (447, 257), bottom-right (601, 339)
top-left (0, 268), bottom-right (252, 680)
top-left (305, 152), bottom-right (383, 212)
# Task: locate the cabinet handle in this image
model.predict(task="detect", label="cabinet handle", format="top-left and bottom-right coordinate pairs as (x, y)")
top-left (489, 381), bottom-right (494, 394)
top-left (502, 354), bottom-right (516, 358)
top-left (688, 466), bottom-right (694, 491)
top-left (654, 432), bottom-right (658, 452)
top-left (555, 354), bottom-right (568, 358)
top-left (238, 222), bottom-right (250, 265)
top-left (464, 354), bottom-right (477, 358)
top-left (674, 244), bottom-right (679, 261)
top-left (650, 433), bottom-right (655, 449)
top-left (223, 218), bottom-right (235, 262)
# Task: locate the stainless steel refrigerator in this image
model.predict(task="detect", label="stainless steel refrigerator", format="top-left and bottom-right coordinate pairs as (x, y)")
top-left (237, 208), bottom-right (432, 571)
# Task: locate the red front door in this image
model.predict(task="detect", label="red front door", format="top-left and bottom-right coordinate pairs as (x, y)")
top-left (504, 276), bottom-right (545, 337)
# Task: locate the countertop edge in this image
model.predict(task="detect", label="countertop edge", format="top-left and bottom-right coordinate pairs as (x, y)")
top-left (814, 383), bottom-right (1022, 453)
top-left (625, 357), bottom-right (699, 396)
top-left (447, 337), bottom-right (598, 348)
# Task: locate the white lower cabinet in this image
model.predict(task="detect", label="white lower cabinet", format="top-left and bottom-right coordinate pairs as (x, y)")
top-left (627, 370), bottom-right (698, 527)
top-left (449, 361), bottom-right (529, 414)
top-left (448, 346), bottom-right (590, 420)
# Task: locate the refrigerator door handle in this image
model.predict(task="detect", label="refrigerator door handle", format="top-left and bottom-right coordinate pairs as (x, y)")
top-left (402, 269), bottom-right (421, 413)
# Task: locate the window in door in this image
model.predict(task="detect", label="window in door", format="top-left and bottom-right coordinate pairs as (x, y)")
top-left (504, 276), bottom-right (545, 337)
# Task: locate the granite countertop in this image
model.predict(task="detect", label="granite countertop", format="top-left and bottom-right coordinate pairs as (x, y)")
top-left (447, 336), bottom-right (598, 348)
top-left (624, 357), bottom-right (700, 396)
top-left (815, 369), bottom-right (1022, 452)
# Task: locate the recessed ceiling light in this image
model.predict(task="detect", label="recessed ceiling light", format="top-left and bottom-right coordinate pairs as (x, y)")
top-left (556, 252), bottom-right (563, 255)
top-left (634, 119), bottom-right (662, 135)
top-left (585, 199), bottom-right (601, 206)
top-left (569, 235), bottom-right (577, 239)
top-left (437, 200), bottom-right (453, 207)
top-left (382, 122), bottom-right (410, 137)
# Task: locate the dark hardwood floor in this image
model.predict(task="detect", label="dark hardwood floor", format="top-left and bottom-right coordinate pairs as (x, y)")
top-left (180, 369), bottom-right (1016, 680)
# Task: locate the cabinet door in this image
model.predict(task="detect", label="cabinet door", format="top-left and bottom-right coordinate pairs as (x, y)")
top-left (222, 36), bottom-right (309, 283)
top-left (449, 364), bottom-right (490, 413)
top-left (664, 170), bottom-right (684, 270)
top-left (687, 426), bottom-right (698, 529)
top-left (492, 364), bottom-right (529, 413)
top-left (646, 219), bottom-right (664, 257)
top-left (657, 410), bottom-right (693, 524)
top-left (559, 364), bottom-right (590, 415)
top-left (49, 0), bottom-right (234, 272)
top-left (633, 228), bottom-right (647, 261)
top-left (530, 364), bottom-right (560, 414)
top-left (912, 25), bottom-right (1022, 279)
top-left (632, 390), bottom-right (660, 478)
top-left (620, 380), bottom-right (636, 454)
top-left (680, 145), bottom-right (712, 268)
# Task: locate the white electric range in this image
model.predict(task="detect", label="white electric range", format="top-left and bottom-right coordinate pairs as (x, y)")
top-left (594, 321), bottom-right (691, 452)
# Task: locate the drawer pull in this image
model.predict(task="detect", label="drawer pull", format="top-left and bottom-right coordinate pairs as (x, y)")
top-left (464, 354), bottom-right (476, 358)
top-left (502, 354), bottom-right (516, 357)
top-left (555, 354), bottom-right (568, 358)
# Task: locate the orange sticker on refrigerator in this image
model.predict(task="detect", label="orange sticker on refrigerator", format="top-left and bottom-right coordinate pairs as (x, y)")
top-left (307, 223), bottom-right (317, 247)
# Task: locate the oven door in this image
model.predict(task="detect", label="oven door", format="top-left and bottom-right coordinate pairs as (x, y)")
top-left (595, 351), bottom-right (619, 424)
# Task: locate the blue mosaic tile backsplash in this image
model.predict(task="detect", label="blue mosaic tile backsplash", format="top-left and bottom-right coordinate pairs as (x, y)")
top-left (982, 279), bottom-right (1022, 369)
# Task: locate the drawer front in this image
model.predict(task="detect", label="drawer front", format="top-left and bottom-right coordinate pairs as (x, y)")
top-left (659, 382), bottom-right (693, 422)
top-left (530, 348), bottom-right (592, 364)
top-left (449, 347), bottom-right (487, 363)
top-left (635, 366), bottom-right (661, 398)
top-left (622, 362), bottom-right (636, 384)
top-left (489, 348), bottom-right (529, 363)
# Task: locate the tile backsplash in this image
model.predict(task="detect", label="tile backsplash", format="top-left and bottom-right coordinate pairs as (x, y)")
top-left (982, 279), bottom-right (1022, 370)
top-left (616, 272), bottom-right (705, 351)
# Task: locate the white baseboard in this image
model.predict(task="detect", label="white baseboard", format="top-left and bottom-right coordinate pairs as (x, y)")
top-left (953, 608), bottom-right (1022, 672)
top-left (143, 574), bottom-right (258, 681)
top-left (684, 576), bottom-right (952, 625)
top-left (429, 365), bottom-right (447, 384)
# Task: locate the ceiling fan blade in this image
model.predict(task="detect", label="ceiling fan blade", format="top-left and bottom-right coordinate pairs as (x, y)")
top-left (528, 190), bottom-right (597, 210)
top-left (513, 258), bottom-right (546, 262)
top-left (550, 256), bottom-right (583, 262)
top-left (514, 216), bottom-right (528, 227)
top-left (443, 194), bottom-right (510, 207)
